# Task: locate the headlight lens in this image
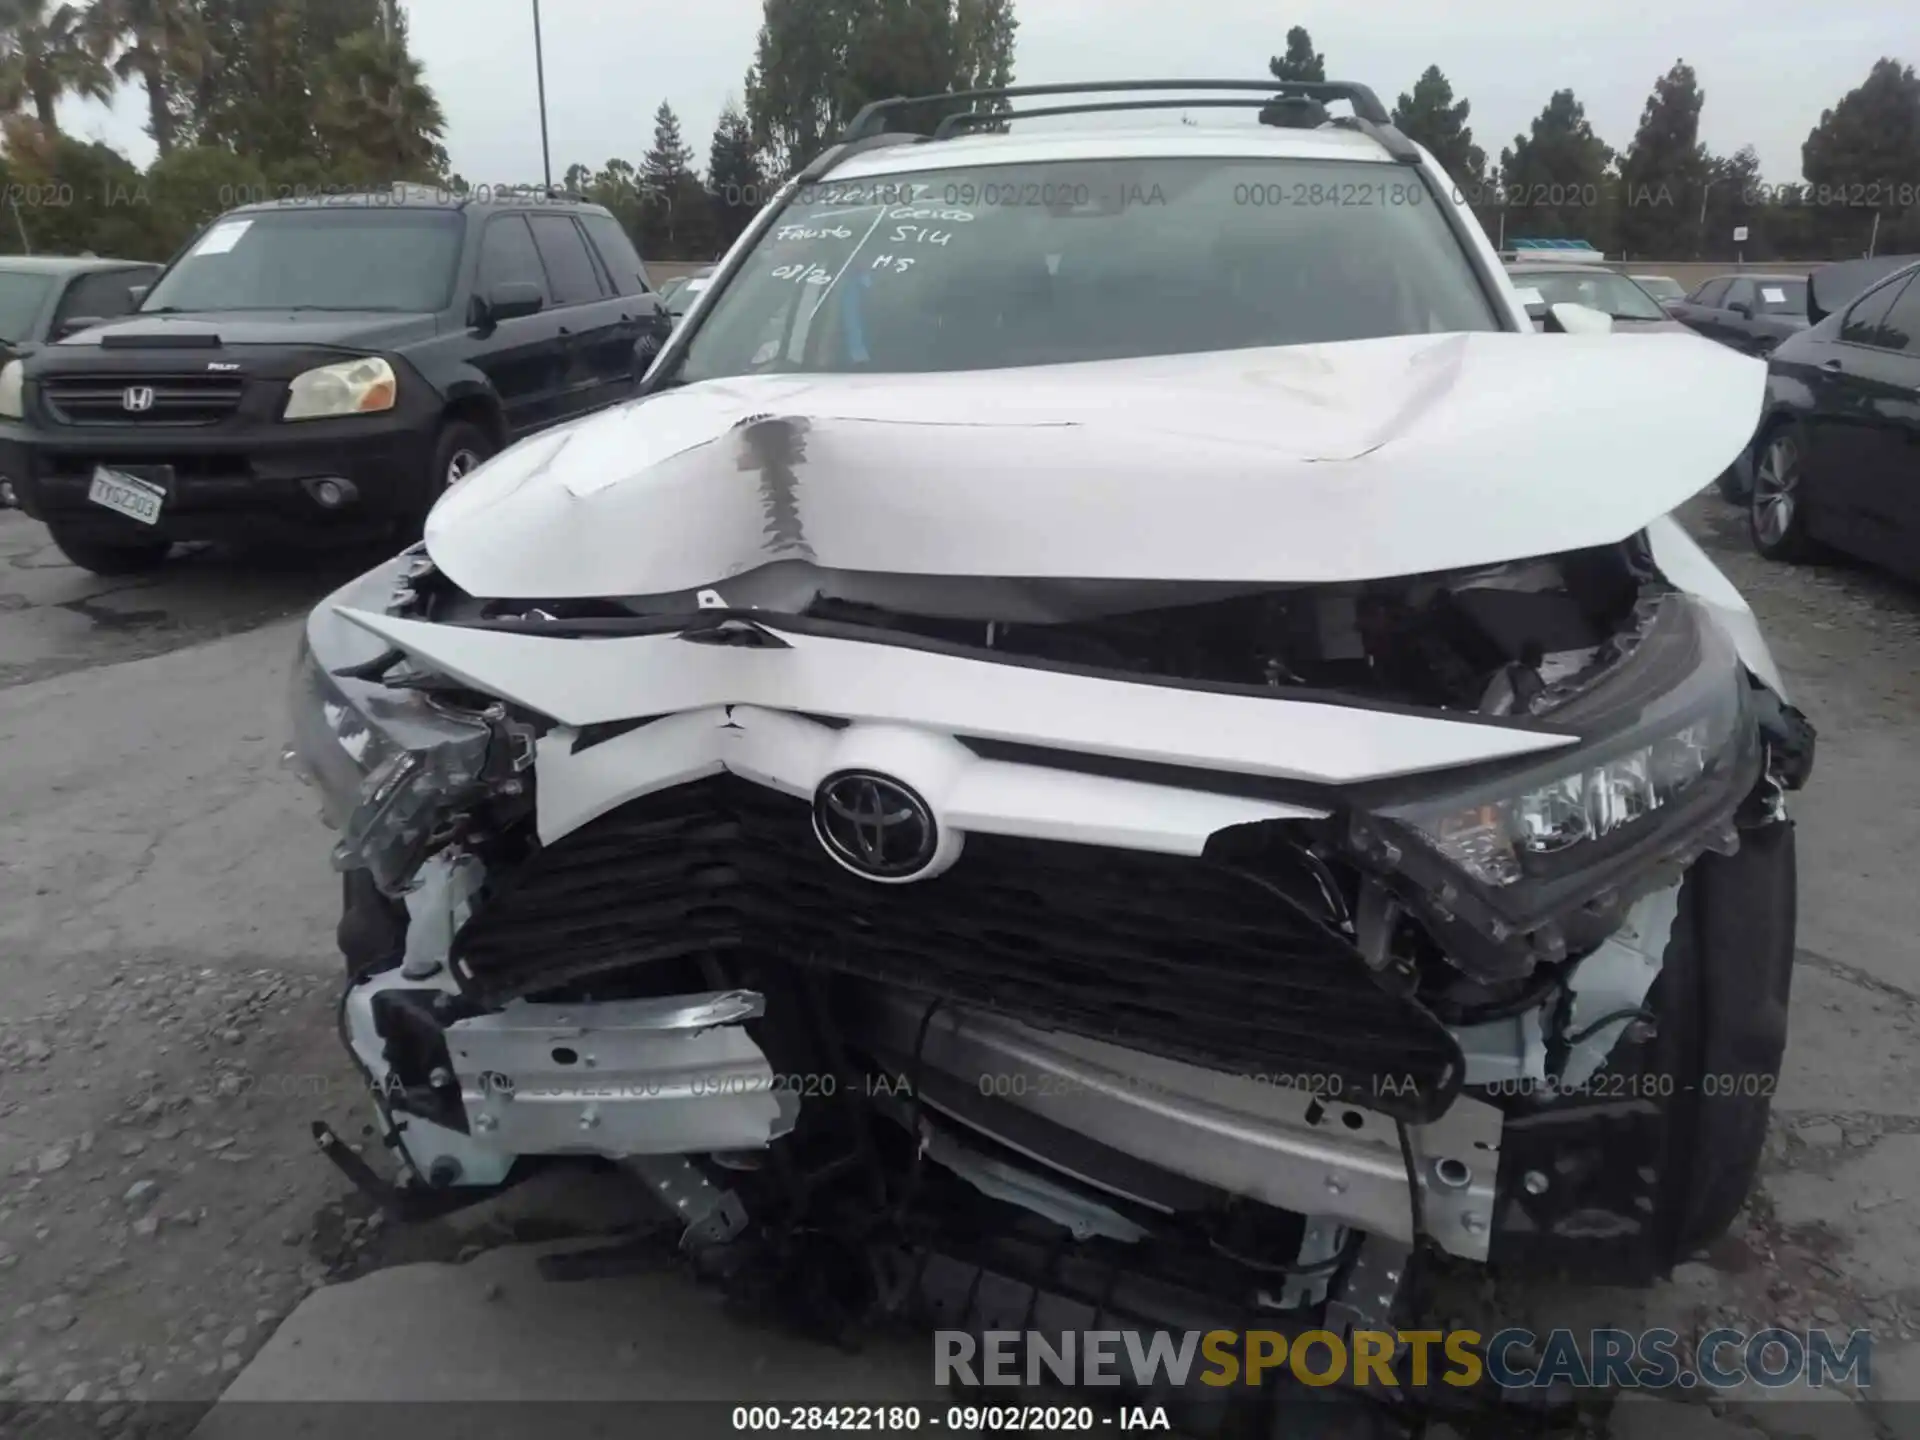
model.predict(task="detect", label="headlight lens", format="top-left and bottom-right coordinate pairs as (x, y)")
top-left (286, 632), bottom-right (493, 893)
top-left (1378, 595), bottom-right (1754, 891)
top-left (283, 356), bottom-right (397, 420)
top-left (0, 360), bottom-right (24, 419)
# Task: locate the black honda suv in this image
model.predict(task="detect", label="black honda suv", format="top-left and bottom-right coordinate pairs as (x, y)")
top-left (0, 184), bottom-right (670, 574)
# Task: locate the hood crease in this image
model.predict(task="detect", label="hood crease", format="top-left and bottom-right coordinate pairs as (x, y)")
top-left (425, 332), bottom-right (1765, 600)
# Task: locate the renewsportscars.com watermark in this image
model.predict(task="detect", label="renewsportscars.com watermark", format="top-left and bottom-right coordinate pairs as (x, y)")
top-left (935, 1327), bottom-right (1872, 1392)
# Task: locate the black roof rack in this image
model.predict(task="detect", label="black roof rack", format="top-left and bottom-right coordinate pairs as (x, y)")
top-left (839, 79), bottom-right (1420, 164)
top-left (932, 95), bottom-right (1344, 139)
top-left (844, 79), bottom-right (1391, 136)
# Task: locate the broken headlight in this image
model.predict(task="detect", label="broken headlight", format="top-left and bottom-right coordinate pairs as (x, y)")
top-left (286, 630), bottom-right (496, 895)
top-left (1373, 595), bottom-right (1758, 916)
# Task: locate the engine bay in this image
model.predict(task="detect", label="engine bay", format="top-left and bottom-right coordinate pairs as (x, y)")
top-left (396, 535), bottom-right (1664, 723)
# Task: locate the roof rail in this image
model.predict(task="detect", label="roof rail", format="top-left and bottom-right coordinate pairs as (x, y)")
top-left (793, 130), bottom-right (931, 186)
top-left (841, 79), bottom-right (1418, 164)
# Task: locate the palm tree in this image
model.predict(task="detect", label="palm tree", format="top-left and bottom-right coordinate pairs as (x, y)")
top-left (80, 0), bottom-right (206, 155)
top-left (0, 0), bottom-right (113, 134)
top-left (313, 21), bottom-right (447, 182)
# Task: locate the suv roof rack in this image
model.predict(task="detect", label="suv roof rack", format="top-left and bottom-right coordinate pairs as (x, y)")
top-left (840, 79), bottom-right (1420, 163)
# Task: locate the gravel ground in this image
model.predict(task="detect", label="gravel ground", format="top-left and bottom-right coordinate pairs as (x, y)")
top-left (1, 496), bottom-right (1917, 1437)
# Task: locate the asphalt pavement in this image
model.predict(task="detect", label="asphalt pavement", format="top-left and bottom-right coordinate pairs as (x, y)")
top-left (2, 501), bottom-right (1919, 1438)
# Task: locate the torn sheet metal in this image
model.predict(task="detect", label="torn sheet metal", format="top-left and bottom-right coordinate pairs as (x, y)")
top-left (1557, 881), bottom-right (1682, 1091)
top-left (335, 606), bottom-right (1580, 782)
top-left (448, 991), bottom-right (796, 1158)
top-left (919, 1123), bottom-right (1150, 1244)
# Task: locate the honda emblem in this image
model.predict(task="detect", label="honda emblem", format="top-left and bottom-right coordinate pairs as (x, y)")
top-left (121, 385), bottom-right (155, 413)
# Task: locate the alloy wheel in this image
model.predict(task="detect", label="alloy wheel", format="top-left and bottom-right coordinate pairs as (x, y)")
top-left (1752, 436), bottom-right (1798, 546)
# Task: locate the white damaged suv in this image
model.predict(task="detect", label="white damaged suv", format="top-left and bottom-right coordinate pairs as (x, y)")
top-left (287, 80), bottom-right (1814, 1409)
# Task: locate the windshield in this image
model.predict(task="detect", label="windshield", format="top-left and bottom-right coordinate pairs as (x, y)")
top-left (1755, 280), bottom-right (1807, 315)
top-left (0, 271), bottom-right (54, 343)
top-left (675, 156), bottom-right (1501, 380)
top-left (669, 278), bottom-right (709, 317)
top-left (1634, 275), bottom-right (1684, 300)
top-left (1508, 269), bottom-right (1666, 321)
top-left (142, 207), bottom-right (464, 314)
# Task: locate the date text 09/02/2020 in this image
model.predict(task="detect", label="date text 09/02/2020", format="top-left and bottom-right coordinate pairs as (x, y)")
top-left (731, 1405), bottom-right (1163, 1432)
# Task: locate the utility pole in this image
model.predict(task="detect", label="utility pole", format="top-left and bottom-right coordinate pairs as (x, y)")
top-left (532, 0), bottom-right (553, 192)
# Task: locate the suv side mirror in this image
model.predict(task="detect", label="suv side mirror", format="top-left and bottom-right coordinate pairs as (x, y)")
top-left (478, 282), bottom-right (543, 326)
top-left (1729, 300), bottom-right (1752, 318)
top-left (127, 285), bottom-right (150, 307)
top-left (1543, 302), bottom-right (1613, 335)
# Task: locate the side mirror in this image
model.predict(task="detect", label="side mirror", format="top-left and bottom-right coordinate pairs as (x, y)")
top-left (1543, 302), bottom-right (1613, 335)
top-left (1729, 301), bottom-right (1752, 318)
top-left (54, 315), bottom-right (105, 339)
top-left (127, 285), bottom-right (150, 307)
top-left (475, 281), bottom-right (544, 327)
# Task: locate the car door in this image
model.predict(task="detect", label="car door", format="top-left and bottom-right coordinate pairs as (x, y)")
top-left (48, 266), bottom-right (159, 340)
top-left (1719, 279), bottom-right (1759, 351)
top-left (1797, 273), bottom-right (1915, 555)
top-left (578, 210), bottom-right (671, 392)
top-left (468, 213), bottom-right (567, 437)
top-left (1837, 275), bottom-right (1920, 575)
top-left (1676, 278), bottom-right (1729, 338)
top-left (526, 212), bottom-right (624, 420)
top-left (1748, 279), bottom-right (1807, 356)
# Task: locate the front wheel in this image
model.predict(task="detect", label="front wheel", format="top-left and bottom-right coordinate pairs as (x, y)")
top-left (433, 420), bottom-right (494, 496)
top-left (1715, 451), bottom-right (1751, 504)
top-left (47, 526), bottom-right (172, 576)
top-left (408, 419), bottom-right (496, 537)
top-left (1651, 820), bottom-right (1797, 1260)
top-left (1749, 424), bottom-right (1814, 562)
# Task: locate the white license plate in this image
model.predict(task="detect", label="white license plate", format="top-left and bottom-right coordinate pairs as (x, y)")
top-left (88, 468), bottom-right (165, 526)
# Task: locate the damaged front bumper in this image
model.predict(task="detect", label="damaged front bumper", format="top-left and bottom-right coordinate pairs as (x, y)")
top-left (288, 537), bottom-right (1814, 1351)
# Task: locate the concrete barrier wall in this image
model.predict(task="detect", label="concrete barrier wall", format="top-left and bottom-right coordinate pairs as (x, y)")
top-left (1597, 260), bottom-right (1821, 288)
top-left (647, 259), bottom-right (718, 285)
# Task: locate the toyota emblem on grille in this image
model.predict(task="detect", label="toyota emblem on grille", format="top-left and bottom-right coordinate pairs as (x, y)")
top-left (121, 385), bottom-right (155, 413)
top-left (812, 771), bottom-right (937, 880)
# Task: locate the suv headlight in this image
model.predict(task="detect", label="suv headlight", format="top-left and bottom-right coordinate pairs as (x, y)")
top-left (286, 627), bottom-right (496, 894)
top-left (283, 356), bottom-right (397, 421)
top-left (0, 360), bottom-right (24, 419)
top-left (1366, 595), bottom-right (1761, 954)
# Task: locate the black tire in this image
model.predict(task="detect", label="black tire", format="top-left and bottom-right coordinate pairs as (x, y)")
top-left (431, 419), bottom-right (494, 498)
top-left (1651, 819), bottom-right (1798, 1261)
top-left (1748, 422), bottom-right (1814, 562)
top-left (410, 418), bottom-right (496, 535)
top-left (46, 526), bottom-right (171, 576)
top-left (1714, 451), bottom-right (1751, 504)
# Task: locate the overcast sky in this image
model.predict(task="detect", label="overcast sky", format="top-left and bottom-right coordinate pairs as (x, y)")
top-left (56, 0), bottom-right (1913, 187)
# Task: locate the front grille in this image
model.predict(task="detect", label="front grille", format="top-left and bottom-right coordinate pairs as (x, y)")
top-left (40, 374), bottom-right (246, 427)
top-left (451, 776), bottom-right (1463, 1120)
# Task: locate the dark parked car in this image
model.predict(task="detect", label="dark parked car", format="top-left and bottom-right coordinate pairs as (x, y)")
top-left (1503, 263), bottom-right (1690, 331)
top-left (0, 256), bottom-right (162, 364)
top-left (1743, 256), bottom-right (1920, 577)
top-left (0, 185), bottom-right (671, 575)
top-left (1669, 273), bottom-right (1809, 355)
top-left (1631, 273), bottom-right (1686, 312)
top-left (665, 267), bottom-right (715, 326)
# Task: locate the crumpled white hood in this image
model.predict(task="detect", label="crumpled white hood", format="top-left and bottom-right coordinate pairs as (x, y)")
top-left (424, 331), bottom-right (1764, 599)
